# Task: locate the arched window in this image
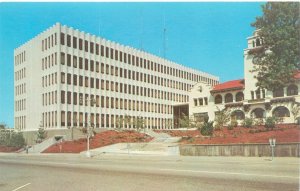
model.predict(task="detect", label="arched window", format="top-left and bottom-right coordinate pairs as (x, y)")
top-left (225, 93), bottom-right (233, 103)
top-left (273, 106), bottom-right (290, 117)
top-left (231, 110), bottom-right (245, 120)
top-left (256, 38), bottom-right (261, 46)
top-left (215, 94), bottom-right (222, 104)
top-left (236, 92), bottom-right (244, 102)
top-left (251, 108), bottom-right (265, 118)
top-left (273, 87), bottom-right (284, 98)
top-left (287, 84), bottom-right (298, 96)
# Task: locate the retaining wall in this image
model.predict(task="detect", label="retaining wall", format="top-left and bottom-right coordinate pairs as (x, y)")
top-left (180, 143), bottom-right (300, 157)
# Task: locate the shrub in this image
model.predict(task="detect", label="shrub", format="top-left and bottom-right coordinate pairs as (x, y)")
top-left (0, 131), bottom-right (25, 148)
top-left (265, 116), bottom-right (276, 130)
top-left (227, 125), bottom-right (234, 130)
top-left (200, 121), bottom-right (214, 136)
top-left (243, 118), bottom-right (253, 128)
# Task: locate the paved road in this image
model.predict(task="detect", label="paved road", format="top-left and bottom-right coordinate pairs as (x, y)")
top-left (0, 153), bottom-right (299, 191)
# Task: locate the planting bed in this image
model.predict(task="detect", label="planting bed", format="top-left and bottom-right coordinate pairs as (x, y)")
top-left (156, 124), bottom-right (300, 144)
top-left (43, 130), bottom-right (153, 153)
top-left (0, 145), bottom-right (21, 152)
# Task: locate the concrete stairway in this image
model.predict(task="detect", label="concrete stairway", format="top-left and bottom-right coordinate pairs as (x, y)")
top-left (23, 137), bottom-right (62, 153)
top-left (81, 130), bottom-right (181, 156)
top-left (145, 129), bottom-right (181, 143)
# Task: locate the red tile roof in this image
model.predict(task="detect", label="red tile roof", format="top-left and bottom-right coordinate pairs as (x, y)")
top-left (294, 70), bottom-right (300, 79)
top-left (211, 79), bottom-right (245, 93)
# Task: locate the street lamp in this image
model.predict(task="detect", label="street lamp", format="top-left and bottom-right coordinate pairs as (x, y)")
top-left (269, 138), bottom-right (276, 161)
top-left (80, 95), bottom-right (96, 158)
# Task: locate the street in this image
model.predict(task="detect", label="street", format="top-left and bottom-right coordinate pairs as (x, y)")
top-left (0, 153), bottom-right (299, 191)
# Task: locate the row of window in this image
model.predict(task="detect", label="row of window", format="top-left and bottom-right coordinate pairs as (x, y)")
top-left (15, 83), bottom-right (26, 96)
top-left (42, 53), bottom-right (57, 70)
top-left (272, 85), bottom-right (298, 98)
top-left (42, 33), bottom-right (57, 51)
top-left (15, 99), bottom-right (26, 112)
top-left (15, 51), bottom-right (26, 66)
top-left (60, 64), bottom-right (192, 92)
top-left (61, 74), bottom-right (188, 102)
top-left (60, 91), bottom-right (173, 114)
top-left (60, 33), bottom-right (218, 84)
top-left (15, 68), bottom-right (26, 81)
top-left (250, 88), bottom-right (266, 100)
top-left (194, 97), bottom-right (208, 107)
top-left (42, 73), bottom-right (57, 87)
top-left (215, 92), bottom-right (244, 104)
top-left (15, 116), bottom-right (26, 130)
top-left (60, 111), bottom-right (172, 129)
top-left (42, 91), bottom-right (57, 106)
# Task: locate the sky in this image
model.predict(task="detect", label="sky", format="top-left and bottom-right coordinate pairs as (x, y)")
top-left (0, 2), bottom-right (263, 127)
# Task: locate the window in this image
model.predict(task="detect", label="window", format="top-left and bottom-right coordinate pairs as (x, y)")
top-left (67, 54), bottom-right (71, 66)
top-left (84, 40), bottom-right (88, 52)
top-left (85, 77), bottom-right (88, 87)
top-left (73, 75), bottom-right (77, 86)
top-left (287, 84), bottom-right (298, 96)
top-left (96, 62), bottom-right (100, 73)
top-left (67, 73), bottom-right (71, 85)
top-left (106, 47), bottom-right (109, 58)
top-left (110, 48), bottom-right (114, 59)
top-left (273, 88), bottom-right (284, 98)
top-left (236, 92), bottom-right (244, 102)
top-left (85, 59), bottom-right (88, 70)
top-left (79, 57), bottom-right (83, 69)
top-left (225, 93), bottom-right (233, 103)
top-left (251, 108), bottom-right (265, 118)
top-left (96, 44), bottom-right (99, 55)
top-left (231, 110), bottom-right (245, 120)
top-left (67, 35), bottom-right (71, 47)
top-left (90, 78), bottom-right (94, 88)
top-left (90, 60), bottom-right (94, 72)
top-left (61, 111), bottom-right (65, 126)
top-left (61, 53), bottom-right (65, 65)
top-left (90, 42), bottom-right (94, 53)
top-left (96, 79), bottom-right (99, 89)
top-left (79, 76), bottom-right (83, 86)
top-left (273, 106), bottom-right (290, 117)
top-left (101, 63), bottom-right (104, 74)
top-left (215, 94), bottom-right (222, 104)
top-left (79, 39), bottom-right (83, 50)
top-left (61, 91), bottom-right (65, 104)
top-left (73, 56), bottom-right (77, 68)
top-left (61, 72), bottom-right (65, 84)
top-left (67, 92), bottom-right (71, 104)
top-left (73, 37), bottom-right (77, 48)
top-left (101, 45), bottom-right (104, 56)
top-left (73, 92), bottom-right (77, 105)
top-left (60, 33), bottom-right (65, 45)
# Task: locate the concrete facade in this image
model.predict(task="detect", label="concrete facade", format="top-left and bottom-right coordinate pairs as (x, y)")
top-left (189, 30), bottom-right (300, 125)
top-left (14, 23), bottom-right (219, 131)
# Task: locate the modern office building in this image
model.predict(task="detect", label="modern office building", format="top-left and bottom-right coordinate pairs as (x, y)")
top-left (189, 30), bottom-right (300, 125)
top-left (14, 23), bottom-right (219, 131)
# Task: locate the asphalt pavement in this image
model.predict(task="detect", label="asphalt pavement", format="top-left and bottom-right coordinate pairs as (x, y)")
top-left (0, 153), bottom-right (299, 191)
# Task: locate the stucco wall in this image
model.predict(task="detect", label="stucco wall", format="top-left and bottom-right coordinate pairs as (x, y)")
top-left (180, 143), bottom-right (300, 157)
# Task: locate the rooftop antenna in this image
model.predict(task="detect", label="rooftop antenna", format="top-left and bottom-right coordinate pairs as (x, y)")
top-left (163, 12), bottom-right (167, 59)
top-left (139, 8), bottom-right (144, 51)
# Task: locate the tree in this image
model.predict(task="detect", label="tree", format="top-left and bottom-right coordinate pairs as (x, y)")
top-left (132, 117), bottom-right (145, 133)
top-left (36, 128), bottom-right (47, 143)
top-left (115, 116), bottom-right (124, 131)
top-left (178, 113), bottom-right (195, 129)
top-left (214, 107), bottom-right (231, 130)
top-left (291, 103), bottom-right (300, 123)
top-left (251, 2), bottom-right (300, 90)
